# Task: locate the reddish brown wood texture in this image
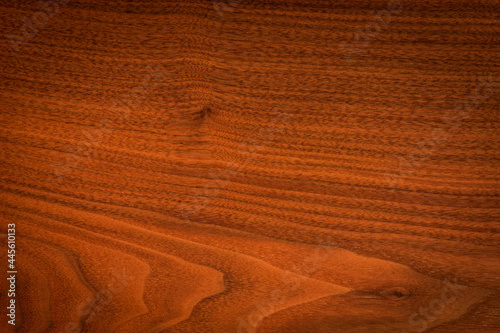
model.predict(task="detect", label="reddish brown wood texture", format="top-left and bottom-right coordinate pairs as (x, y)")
top-left (1, 0), bottom-right (499, 332)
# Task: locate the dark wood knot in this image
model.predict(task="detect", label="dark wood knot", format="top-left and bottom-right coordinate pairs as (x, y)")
top-left (200, 105), bottom-right (212, 119)
top-left (380, 287), bottom-right (411, 300)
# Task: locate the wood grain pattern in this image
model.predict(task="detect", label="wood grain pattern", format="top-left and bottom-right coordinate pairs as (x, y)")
top-left (1, 0), bottom-right (499, 332)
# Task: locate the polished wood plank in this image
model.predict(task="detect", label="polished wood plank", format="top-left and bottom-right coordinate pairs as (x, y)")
top-left (0, 0), bottom-right (499, 332)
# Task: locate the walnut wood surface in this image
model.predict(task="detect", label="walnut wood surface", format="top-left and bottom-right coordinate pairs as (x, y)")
top-left (1, 0), bottom-right (499, 332)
